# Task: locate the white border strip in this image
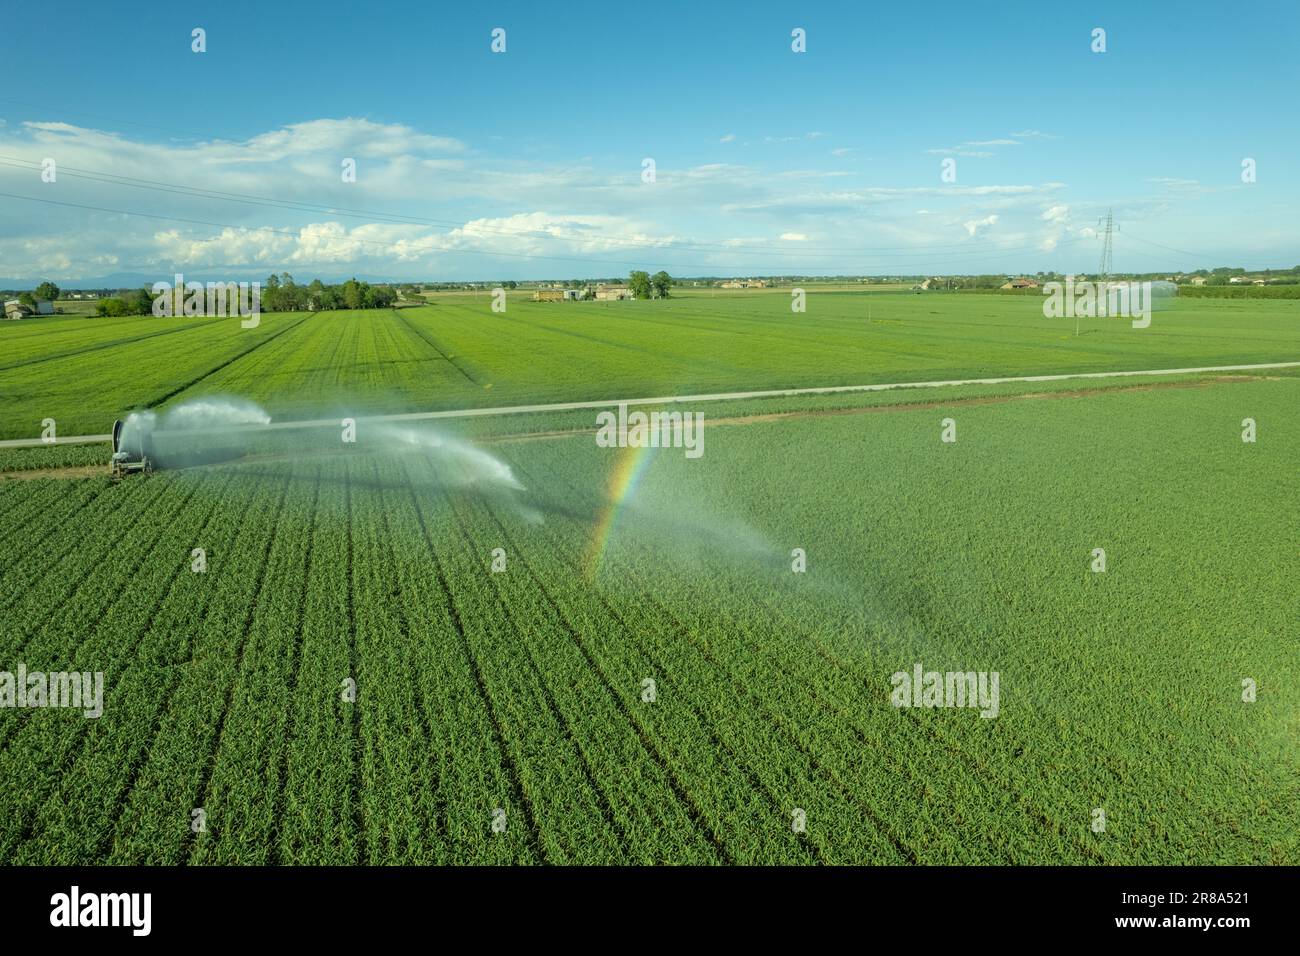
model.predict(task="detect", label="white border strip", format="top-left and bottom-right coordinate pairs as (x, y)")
top-left (3, 361), bottom-right (1296, 447)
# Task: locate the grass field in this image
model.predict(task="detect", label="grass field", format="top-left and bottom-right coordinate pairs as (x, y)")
top-left (2, 290), bottom-right (1298, 441)
top-left (0, 292), bottom-right (1295, 864)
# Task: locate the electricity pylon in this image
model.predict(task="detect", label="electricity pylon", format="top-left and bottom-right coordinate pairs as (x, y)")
top-left (1098, 208), bottom-right (1114, 280)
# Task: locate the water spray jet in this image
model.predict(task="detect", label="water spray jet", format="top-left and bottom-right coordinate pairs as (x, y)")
top-left (109, 397), bottom-right (272, 478)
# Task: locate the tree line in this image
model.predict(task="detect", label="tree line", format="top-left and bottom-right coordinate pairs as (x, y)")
top-left (89, 274), bottom-right (398, 316)
top-left (261, 274), bottom-right (397, 311)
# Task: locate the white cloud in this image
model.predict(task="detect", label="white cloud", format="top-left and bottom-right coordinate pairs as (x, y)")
top-left (144, 211), bottom-right (678, 271)
top-left (719, 133), bottom-right (736, 143)
top-left (927, 147), bottom-right (995, 158)
top-left (779, 233), bottom-right (809, 241)
top-left (963, 214), bottom-right (999, 237)
top-left (722, 183), bottom-right (1056, 213)
top-left (1147, 177), bottom-right (1203, 194)
top-left (762, 132), bottom-right (826, 144)
top-left (231, 118), bottom-right (463, 161)
top-left (22, 121), bottom-right (84, 133)
top-left (927, 135), bottom-right (1022, 158)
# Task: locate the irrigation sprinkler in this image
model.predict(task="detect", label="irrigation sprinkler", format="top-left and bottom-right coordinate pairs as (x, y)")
top-left (109, 417), bottom-right (153, 479)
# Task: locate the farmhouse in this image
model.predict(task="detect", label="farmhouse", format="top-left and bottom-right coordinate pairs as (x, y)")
top-left (594, 285), bottom-right (632, 300)
top-left (1000, 277), bottom-right (1039, 290)
top-left (532, 288), bottom-right (588, 302)
top-left (1228, 275), bottom-right (1250, 284)
top-left (1189, 276), bottom-right (1208, 286)
top-left (719, 279), bottom-right (766, 289)
top-left (3, 298), bottom-right (54, 319)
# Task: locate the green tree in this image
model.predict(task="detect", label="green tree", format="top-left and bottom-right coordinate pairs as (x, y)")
top-left (342, 277), bottom-right (365, 309)
top-left (34, 281), bottom-right (61, 302)
top-left (262, 274), bottom-right (282, 311)
top-left (364, 285), bottom-right (396, 309)
top-left (628, 270), bottom-right (651, 299)
top-left (95, 297), bottom-right (131, 316)
top-left (277, 273), bottom-right (303, 311)
top-left (651, 271), bottom-right (672, 299)
top-left (130, 287), bottom-right (154, 315)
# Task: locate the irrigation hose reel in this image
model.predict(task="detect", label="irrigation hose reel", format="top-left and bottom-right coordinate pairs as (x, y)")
top-left (109, 418), bottom-right (153, 479)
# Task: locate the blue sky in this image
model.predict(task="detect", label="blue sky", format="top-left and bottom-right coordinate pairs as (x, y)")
top-left (0, 0), bottom-right (1296, 282)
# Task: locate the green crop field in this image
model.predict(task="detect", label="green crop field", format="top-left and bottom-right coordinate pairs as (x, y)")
top-left (3, 290), bottom-right (1298, 441)
top-left (0, 292), bottom-right (1296, 864)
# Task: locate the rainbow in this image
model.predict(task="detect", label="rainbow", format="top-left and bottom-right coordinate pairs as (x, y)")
top-left (583, 439), bottom-right (657, 580)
